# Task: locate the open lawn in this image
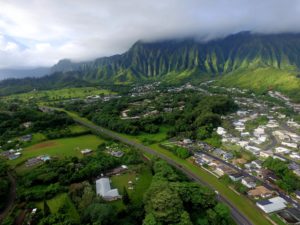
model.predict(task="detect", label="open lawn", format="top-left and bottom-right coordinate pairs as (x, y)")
top-left (269, 214), bottom-right (287, 225)
top-left (120, 125), bottom-right (170, 145)
top-left (111, 165), bottom-right (152, 203)
top-left (5, 87), bottom-right (115, 102)
top-left (36, 193), bottom-right (80, 222)
top-left (9, 135), bottom-right (105, 167)
top-left (69, 125), bottom-right (91, 134)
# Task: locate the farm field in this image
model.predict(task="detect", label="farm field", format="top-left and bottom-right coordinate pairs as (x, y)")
top-left (36, 193), bottom-right (80, 222)
top-left (4, 87), bottom-right (115, 102)
top-left (9, 134), bottom-right (105, 167)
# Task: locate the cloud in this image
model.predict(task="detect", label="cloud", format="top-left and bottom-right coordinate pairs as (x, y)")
top-left (0, 0), bottom-right (300, 68)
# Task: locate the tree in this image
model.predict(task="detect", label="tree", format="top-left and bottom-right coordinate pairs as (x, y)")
top-left (145, 186), bottom-right (183, 224)
top-left (78, 184), bottom-right (95, 211)
top-left (177, 211), bottom-right (193, 225)
top-left (143, 213), bottom-right (160, 225)
top-left (43, 200), bottom-right (51, 216)
top-left (122, 186), bottom-right (130, 205)
top-left (175, 147), bottom-right (190, 159)
top-left (82, 203), bottom-right (116, 225)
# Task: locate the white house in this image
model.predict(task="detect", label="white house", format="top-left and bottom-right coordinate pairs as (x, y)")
top-left (295, 190), bottom-right (300, 200)
top-left (245, 145), bottom-right (261, 155)
top-left (254, 127), bottom-right (265, 137)
top-left (252, 160), bottom-right (262, 169)
top-left (238, 141), bottom-right (249, 148)
top-left (275, 147), bottom-right (290, 154)
top-left (290, 152), bottom-right (300, 160)
top-left (256, 197), bottom-right (287, 213)
top-left (241, 132), bottom-right (250, 137)
top-left (260, 150), bottom-right (273, 158)
top-left (216, 127), bottom-right (227, 136)
top-left (96, 178), bottom-right (120, 201)
top-left (281, 142), bottom-right (298, 149)
top-left (242, 177), bottom-right (256, 188)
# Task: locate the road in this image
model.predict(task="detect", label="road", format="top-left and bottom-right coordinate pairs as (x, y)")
top-left (0, 172), bottom-right (16, 223)
top-left (70, 116), bottom-right (254, 225)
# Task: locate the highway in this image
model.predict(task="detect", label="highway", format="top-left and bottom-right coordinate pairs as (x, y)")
top-left (70, 116), bottom-right (254, 225)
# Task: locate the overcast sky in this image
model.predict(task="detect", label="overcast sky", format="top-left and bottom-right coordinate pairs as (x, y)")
top-left (0, 0), bottom-right (300, 69)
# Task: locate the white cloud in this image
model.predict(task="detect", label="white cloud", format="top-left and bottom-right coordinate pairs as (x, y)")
top-left (0, 0), bottom-right (300, 68)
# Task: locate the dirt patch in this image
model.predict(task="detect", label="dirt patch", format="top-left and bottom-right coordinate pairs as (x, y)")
top-left (29, 141), bottom-right (57, 151)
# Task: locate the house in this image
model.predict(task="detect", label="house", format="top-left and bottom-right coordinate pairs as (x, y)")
top-left (272, 130), bottom-right (290, 141)
top-left (295, 190), bottom-right (300, 200)
top-left (273, 155), bottom-right (286, 161)
top-left (223, 152), bottom-right (233, 161)
top-left (237, 110), bottom-right (248, 116)
top-left (241, 132), bottom-right (250, 137)
top-left (254, 127), bottom-right (265, 137)
top-left (229, 173), bottom-right (244, 182)
top-left (81, 149), bottom-right (93, 155)
top-left (105, 165), bottom-right (128, 176)
top-left (260, 150), bottom-right (273, 158)
top-left (96, 178), bottom-right (120, 201)
top-left (110, 151), bottom-right (124, 158)
top-left (294, 169), bottom-right (300, 177)
top-left (238, 141), bottom-right (249, 148)
top-left (244, 163), bottom-right (255, 170)
top-left (241, 177), bottom-right (256, 188)
top-left (258, 169), bottom-right (278, 183)
top-left (275, 147), bottom-right (290, 154)
top-left (22, 122), bottom-right (32, 128)
top-left (8, 152), bottom-right (21, 160)
top-left (214, 165), bottom-right (235, 177)
top-left (20, 134), bottom-right (32, 142)
top-left (213, 149), bottom-right (226, 157)
top-left (251, 160), bottom-right (262, 169)
top-left (245, 145), bottom-right (261, 155)
top-left (216, 127), bottom-right (227, 136)
top-left (290, 152), bottom-right (300, 160)
top-left (256, 197), bottom-right (287, 213)
top-left (281, 142), bottom-right (298, 149)
top-left (248, 186), bottom-right (274, 199)
top-left (183, 139), bottom-right (193, 145)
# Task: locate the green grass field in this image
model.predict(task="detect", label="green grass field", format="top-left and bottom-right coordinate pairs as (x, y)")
top-left (36, 193), bottom-right (80, 222)
top-left (269, 214), bottom-right (287, 225)
top-left (111, 165), bottom-right (152, 203)
top-left (5, 87), bottom-right (115, 102)
top-left (9, 134), bottom-right (105, 167)
top-left (217, 67), bottom-right (300, 102)
top-left (69, 125), bottom-right (91, 134)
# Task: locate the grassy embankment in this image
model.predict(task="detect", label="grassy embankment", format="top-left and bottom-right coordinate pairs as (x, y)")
top-left (4, 87), bottom-right (115, 102)
top-left (216, 67), bottom-right (300, 102)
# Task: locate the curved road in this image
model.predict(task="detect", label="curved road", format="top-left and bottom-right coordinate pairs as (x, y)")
top-left (71, 116), bottom-right (254, 225)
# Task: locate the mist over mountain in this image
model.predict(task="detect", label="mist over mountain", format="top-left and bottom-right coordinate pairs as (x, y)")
top-left (1, 32), bottom-right (300, 96)
top-left (0, 67), bottom-right (50, 80)
top-left (50, 32), bottom-right (300, 81)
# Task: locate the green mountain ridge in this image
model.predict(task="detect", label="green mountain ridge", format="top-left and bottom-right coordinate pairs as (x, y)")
top-left (1, 32), bottom-right (300, 97)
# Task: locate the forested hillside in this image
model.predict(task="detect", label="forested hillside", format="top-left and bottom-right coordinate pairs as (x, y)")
top-left (1, 32), bottom-right (300, 97)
